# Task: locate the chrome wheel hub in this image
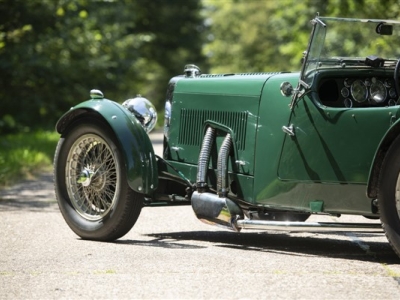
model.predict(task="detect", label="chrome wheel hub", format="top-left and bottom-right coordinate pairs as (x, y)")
top-left (65, 134), bottom-right (119, 221)
top-left (77, 168), bottom-right (94, 187)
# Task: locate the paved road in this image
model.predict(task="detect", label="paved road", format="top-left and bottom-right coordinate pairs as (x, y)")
top-left (1, 131), bottom-right (400, 299)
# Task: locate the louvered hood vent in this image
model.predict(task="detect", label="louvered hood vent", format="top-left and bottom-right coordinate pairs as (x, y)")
top-left (178, 109), bottom-right (248, 150)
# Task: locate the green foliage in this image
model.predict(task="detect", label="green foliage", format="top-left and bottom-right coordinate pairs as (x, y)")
top-left (2, 0), bottom-right (400, 187)
top-left (0, 0), bottom-right (206, 134)
top-left (203, 0), bottom-right (323, 73)
top-left (0, 131), bottom-right (59, 187)
top-left (203, 0), bottom-right (400, 74)
top-left (3, 0), bottom-right (400, 134)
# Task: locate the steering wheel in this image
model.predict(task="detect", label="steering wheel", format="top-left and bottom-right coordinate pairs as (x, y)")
top-left (394, 59), bottom-right (400, 98)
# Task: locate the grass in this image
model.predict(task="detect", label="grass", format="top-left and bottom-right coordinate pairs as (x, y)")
top-left (0, 130), bottom-right (59, 188)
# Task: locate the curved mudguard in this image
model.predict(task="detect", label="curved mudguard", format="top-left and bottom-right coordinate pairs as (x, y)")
top-left (56, 98), bottom-right (158, 194)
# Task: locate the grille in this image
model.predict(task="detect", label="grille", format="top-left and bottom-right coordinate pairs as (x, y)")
top-left (178, 109), bottom-right (248, 150)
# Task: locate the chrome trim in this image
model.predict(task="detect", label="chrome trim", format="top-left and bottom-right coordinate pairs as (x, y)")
top-left (122, 95), bottom-right (157, 133)
top-left (164, 100), bottom-right (171, 140)
top-left (235, 160), bottom-right (247, 166)
top-left (77, 168), bottom-right (94, 187)
top-left (236, 219), bottom-right (382, 232)
top-left (184, 64), bottom-right (201, 77)
top-left (282, 124), bottom-right (295, 136)
top-left (191, 191), bottom-right (242, 232)
top-left (66, 134), bottom-right (119, 221)
top-left (90, 89), bottom-right (104, 99)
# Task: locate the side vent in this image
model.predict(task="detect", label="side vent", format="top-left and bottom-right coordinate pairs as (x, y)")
top-left (178, 109), bottom-right (248, 150)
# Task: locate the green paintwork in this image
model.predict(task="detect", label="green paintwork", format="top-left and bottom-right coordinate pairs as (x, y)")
top-left (56, 98), bottom-right (158, 194)
top-left (167, 74), bottom-right (276, 176)
top-left (310, 200), bottom-right (324, 213)
top-left (253, 70), bottom-right (399, 215)
top-left (253, 73), bottom-right (299, 204)
top-left (279, 95), bottom-right (397, 183)
top-left (53, 16), bottom-right (400, 218)
top-left (174, 73), bottom-right (275, 95)
top-left (163, 65), bottom-right (400, 216)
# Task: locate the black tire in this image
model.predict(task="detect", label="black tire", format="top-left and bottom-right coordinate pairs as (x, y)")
top-left (378, 135), bottom-right (400, 258)
top-left (54, 117), bottom-right (143, 241)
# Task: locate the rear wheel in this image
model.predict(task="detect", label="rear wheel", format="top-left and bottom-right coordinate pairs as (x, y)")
top-left (54, 118), bottom-right (143, 241)
top-left (378, 135), bottom-right (400, 258)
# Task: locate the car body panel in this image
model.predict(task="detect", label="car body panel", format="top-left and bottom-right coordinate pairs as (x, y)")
top-left (162, 67), bottom-right (400, 216)
top-left (166, 74), bottom-right (278, 176)
top-left (279, 95), bottom-right (397, 183)
top-left (248, 72), bottom-right (375, 215)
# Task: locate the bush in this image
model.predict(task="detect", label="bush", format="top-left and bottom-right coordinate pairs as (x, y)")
top-left (0, 130), bottom-right (59, 187)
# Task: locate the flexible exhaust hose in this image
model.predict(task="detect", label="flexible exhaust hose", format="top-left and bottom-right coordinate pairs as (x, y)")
top-left (196, 127), bottom-right (215, 188)
top-left (218, 134), bottom-right (232, 197)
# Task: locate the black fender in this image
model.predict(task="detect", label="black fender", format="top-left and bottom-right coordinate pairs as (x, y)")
top-left (56, 98), bottom-right (158, 194)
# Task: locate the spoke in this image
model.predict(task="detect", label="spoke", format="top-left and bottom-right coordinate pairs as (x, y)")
top-left (95, 154), bottom-right (114, 173)
top-left (98, 195), bottom-right (110, 210)
top-left (103, 187), bottom-right (115, 202)
top-left (66, 133), bottom-right (118, 220)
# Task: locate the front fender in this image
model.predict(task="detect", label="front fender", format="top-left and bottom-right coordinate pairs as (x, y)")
top-left (56, 98), bottom-right (158, 194)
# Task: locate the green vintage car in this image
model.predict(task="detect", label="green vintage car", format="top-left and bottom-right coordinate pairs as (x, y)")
top-left (54, 16), bottom-right (400, 258)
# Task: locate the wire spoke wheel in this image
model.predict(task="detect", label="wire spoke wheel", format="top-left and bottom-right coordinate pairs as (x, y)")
top-left (66, 134), bottom-right (118, 221)
top-left (54, 118), bottom-right (143, 241)
top-left (378, 134), bottom-right (400, 259)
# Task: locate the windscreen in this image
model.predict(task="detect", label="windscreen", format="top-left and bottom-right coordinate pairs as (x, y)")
top-left (302, 17), bottom-right (400, 86)
top-left (320, 17), bottom-right (400, 60)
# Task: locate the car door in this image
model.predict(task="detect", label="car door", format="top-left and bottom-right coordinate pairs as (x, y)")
top-left (278, 93), bottom-right (398, 184)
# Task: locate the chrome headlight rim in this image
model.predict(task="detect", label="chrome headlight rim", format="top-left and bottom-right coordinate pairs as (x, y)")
top-left (122, 95), bottom-right (158, 134)
top-left (164, 100), bottom-right (171, 140)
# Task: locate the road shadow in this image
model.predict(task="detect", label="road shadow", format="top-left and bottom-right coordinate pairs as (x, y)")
top-left (114, 237), bottom-right (205, 250)
top-left (0, 198), bottom-right (58, 212)
top-left (0, 173), bottom-right (58, 212)
top-left (140, 230), bottom-right (399, 264)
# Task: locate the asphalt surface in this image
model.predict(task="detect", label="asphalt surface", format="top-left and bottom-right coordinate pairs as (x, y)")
top-left (1, 130), bottom-right (400, 299)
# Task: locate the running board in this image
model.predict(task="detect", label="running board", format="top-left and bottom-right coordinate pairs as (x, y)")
top-left (235, 219), bottom-right (383, 232)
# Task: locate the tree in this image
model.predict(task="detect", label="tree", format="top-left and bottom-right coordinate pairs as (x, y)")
top-left (203, 0), bottom-right (400, 74)
top-left (0, 0), bottom-right (206, 133)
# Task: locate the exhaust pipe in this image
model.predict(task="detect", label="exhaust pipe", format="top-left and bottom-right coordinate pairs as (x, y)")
top-left (191, 191), bottom-right (243, 231)
top-left (196, 127), bottom-right (215, 191)
top-left (192, 130), bottom-right (243, 231)
top-left (191, 128), bottom-right (381, 234)
top-left (217, 133), bottom-right (231, 197)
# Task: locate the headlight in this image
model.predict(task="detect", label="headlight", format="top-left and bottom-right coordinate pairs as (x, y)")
top-left (122, 95), bottom-right (157, 133)
top-left (164, 100), bottom-right (171, 140)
